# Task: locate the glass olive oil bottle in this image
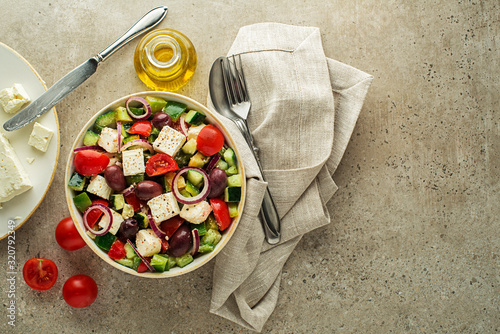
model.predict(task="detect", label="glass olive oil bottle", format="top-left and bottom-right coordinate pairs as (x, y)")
top-left (134, 29), bottom-right (197, 91)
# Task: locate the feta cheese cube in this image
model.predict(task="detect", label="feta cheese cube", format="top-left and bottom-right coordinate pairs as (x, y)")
top-left (135, 229), bottom-right (161, 257)
top-left (147, 192), bottom-right (180, 224)
top-left (153, 126), bottom-right (186, 157)
top-left (97, 127), bottom-right (119, 153)
top-left (28, 122), bottom-right (54, 152)
top-left (122, 148), bottom-right (145, 176)
top-left (187, 124), bottom-right (206, 141)
top-left (99, 209), bottom-right (124, 235)
top-left (179, 201), bottom-right (212, 224)
top-left (0, 83), bottom-right (31, 114)
top-left (86, 175), bottom-right (112, 200)
top-left (0, 133), bottom-right (32, 203)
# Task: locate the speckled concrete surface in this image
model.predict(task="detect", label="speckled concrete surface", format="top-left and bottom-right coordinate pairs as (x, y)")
top-left (0, 1), bottom-right (498, 333)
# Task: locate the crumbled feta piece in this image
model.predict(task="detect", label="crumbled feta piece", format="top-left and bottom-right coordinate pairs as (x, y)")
top-left (0, 83), bottom-right (31, 114)
top-left (0, 132), bottom-right (32, 203)
top-left (135, 229), bottom-right (161, 257)
top-left (187, 124), bottom-right (206, 141)
top-left (179, 200), bottom-right (212, 224)
top-left (28, 122), bottom-right (53, 152)
top-left (99, 208), bottom-right (123, 235)
top-left (153, 126), bottom-right (186, 157)
top-left (147, 192), bottom-right (180, 224)
top-left (122, 148), bottom-right (145, 176)
top-left (97, 127), bottom-right (119, 153)
top-left (26, 157), bottom-right (35, 164)
top-left (86, 175), bottom-right (112, 200)
top-left (121, 203), bottom-right (134, 219)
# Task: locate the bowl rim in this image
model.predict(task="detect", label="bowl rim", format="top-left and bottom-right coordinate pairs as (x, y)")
top-left (64, 91), bottom-right (246, 278)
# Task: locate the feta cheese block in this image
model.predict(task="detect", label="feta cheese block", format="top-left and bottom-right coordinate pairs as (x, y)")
top-left (28, 122), bottom-right (54, 152)
top-left (0, 133), bottom-right (32, 203)
top-left (153, 125), bottom-right (186, 157)
top-left (147, 192), bottom-right (180, 224)
top-left (99, 208), bottom-right (124, 235)
top-left (122, 148), bottom-right (145, 176)
top-left (135, 229), bottom-right (161, 257)
top-left (87, 175), bottom-right (113, 200)
top-left (97, 127), bottom-right (119, 153)
top-left (179, 201), bottom-right (212, 224)
top-left (0, 83), bottom-right (31, 114)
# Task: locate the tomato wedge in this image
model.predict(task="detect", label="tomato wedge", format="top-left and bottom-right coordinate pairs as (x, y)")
top-left (124, 192), bottom-right (142, 212)
top-left (74, 150), bottom-right (110, 176)
top-left (159, 215), bottom-right (185, 238)
top-left (145, 153), bottom-right (178, 177)
top-left (23, 258), bottom-right (58, 291)
top-left (196, 124), bottom-right (224, 156)
top-left (209, 198), bottom-right (231, 231)
top-left (108, 240), bottom-right (126, 260)
top-left (85, 199), bottom-right (109, 228)
top-left (127, 120), bottom-right (152, 137)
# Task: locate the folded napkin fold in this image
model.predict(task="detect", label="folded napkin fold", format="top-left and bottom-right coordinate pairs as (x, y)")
top-left (207, 23), bottom-right (373, 332)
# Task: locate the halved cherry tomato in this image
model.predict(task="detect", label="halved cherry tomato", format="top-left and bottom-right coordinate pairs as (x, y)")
top-left (55, 217), bottom-right (86, 251)
top-left (196, 124), bottom-right (225, 156)
top-left (160, 215), bottom-right (185, 238)
top-left (85, 199), bottom-right (109, 228)
top-left (23, 258), bottom-right (58, 291)
top-left (74, 150), bottom-right (110, 176)
top-left (108, 240), bottom-right (126, 260)
top-left (145, 153), bottom-right (178, 177)
top-left (127, 120), bottom-right (152, 137)
top-left (209, 198), bottom-right (231, 231)
top-left (62, 275), bottom-right (98, 308)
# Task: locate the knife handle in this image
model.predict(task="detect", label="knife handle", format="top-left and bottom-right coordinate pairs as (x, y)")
top-left (235, 119), bottom-right (281, 244)
top-left (97, 6), bottom-right (168, 61)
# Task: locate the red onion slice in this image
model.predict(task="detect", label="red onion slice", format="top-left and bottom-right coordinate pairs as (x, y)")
top-left (73, 145), bottom-right (103, 152)
top-left (83, 204), bottom-right (113, 236)
top-left (117, 121), bottom-right (122, 153)
top-left (172, 167), bottom-right (211, 205)
top-left (120, 185), bottom-right (136, 196)
top-left (126, 240), bottom-right (156, 272)
top-left (204, 153), bottom-right (221, 173)
top-left (179, 114), bottom-right (189, 137)
top-left (126, 96), bottom-right (152, 120)
top-left (120, 139), bottom-right (154, 154)
top-left (148, 211), bottom-right (167, 240)
top-left (191, 229), bottom-right (200, 255)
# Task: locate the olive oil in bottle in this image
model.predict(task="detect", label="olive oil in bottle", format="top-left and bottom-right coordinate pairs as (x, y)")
top-left (134, 29), bottom-right (197, 91)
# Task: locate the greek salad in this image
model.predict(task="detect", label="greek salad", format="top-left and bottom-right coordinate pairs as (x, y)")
top-left (68, 95), bottom-right (242, 273)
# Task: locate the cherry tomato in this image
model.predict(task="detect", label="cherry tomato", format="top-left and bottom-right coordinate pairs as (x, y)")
top-left (55, 217), bottom-right (86, 251)
top-left (209, 198), bottom-right (232, 231)
top-left (145, 153), bottom-right (178, 177)
top-left (137, 261), bottom-right (149, 273)
top-left (196, 124), bottom-right (225, 156)
top-left (74, 150), bottom-right (110, 176)
top-left (63, 275), bottom-right (98, 308)
top-left (23, 258), bottom-right (58, 291)
top-left (108, 240), bottom-right (126, 260)
top-left (85, 199), bottom-right (109, 228)
top-left (160, 215), bottom-right (185, 238)
top-left (127, 120), bottom-right (153, 137)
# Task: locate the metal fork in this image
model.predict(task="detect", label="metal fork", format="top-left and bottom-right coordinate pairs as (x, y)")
top-left (222, 55), bottom-right (281, 244)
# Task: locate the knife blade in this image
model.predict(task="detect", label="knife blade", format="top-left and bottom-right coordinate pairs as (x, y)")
top-left (3, 6), bottom-right (168, 132)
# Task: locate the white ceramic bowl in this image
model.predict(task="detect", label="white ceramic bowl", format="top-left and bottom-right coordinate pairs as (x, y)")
top-left (65, 91), bottom-right (245, 278)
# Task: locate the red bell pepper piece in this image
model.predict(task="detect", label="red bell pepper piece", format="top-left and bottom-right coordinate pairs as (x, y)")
top-left (108, 240), bottom-right (126, 260)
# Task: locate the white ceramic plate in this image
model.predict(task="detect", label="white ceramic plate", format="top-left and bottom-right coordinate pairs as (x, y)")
top-left (0, 43), bottom-right (60, 239)
top-left (65, 92), bottom-right (245, 278)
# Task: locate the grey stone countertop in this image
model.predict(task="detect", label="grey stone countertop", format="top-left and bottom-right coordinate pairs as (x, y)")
top-left (0, 1), bottom-right (498, 333)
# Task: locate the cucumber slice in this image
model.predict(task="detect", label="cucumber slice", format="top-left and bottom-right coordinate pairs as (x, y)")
top-left (135, 212), bottom-right (149, 228)
top-left (110, 194), bottom-right (125, 211)
top-left (95, 110), bottom-right (117, 129)
top-left (123, 134), bottom-right (140, 144)
top-left (68, 172), bottom-right (86, 191)
top-left (185, 109), bottom-right (206, 125)
top-left (151, 254), bottom-right (169, 272)
top-left (126, 174), bottom-right (144, 186)
top-left (83, 130), bottom-right (100, 146)
top-left (191, 221), bottom-right (207, 236)
top-left (228, 202), bottom-right (239, 218)
top-left (223, 147), bottom-right (237, 167)
top-left (115, 257), bottom-right (134, 268)
top-left (201, 229), bottom-right (221, 246)
top-left (215, 159), bottom-right (229, 170)
top-left (226, 166), bottom-right (238, 176)
top-left (124, 243), bottom-right (136, 259)
top-left (94, 233), bottom-right (117, 252)
top-left (186, 169), bottom-right (203, 187)
top-left (175, 253), bottom-right (193, 268)
top-left (185, 180), bottom-right (200, 197)
top-left (227, 174), bottom-right (242, 187)
top-left (163, 101), bottom-right (187, 121)
top-left (224, 187), bottom-right (241, 202)
top-left (198, 243), bottom-right (215, 254)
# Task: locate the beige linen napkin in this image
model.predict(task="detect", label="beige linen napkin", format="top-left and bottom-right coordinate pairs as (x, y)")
top-left (207, 23), bottom-right (373, 332)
